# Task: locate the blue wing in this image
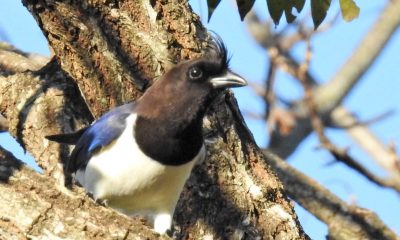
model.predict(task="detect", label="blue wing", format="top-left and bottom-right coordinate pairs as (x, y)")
top-left (68, 102), bottom-right (137, 173)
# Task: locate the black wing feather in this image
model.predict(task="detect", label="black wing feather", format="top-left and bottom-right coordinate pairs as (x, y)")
top-left (47, 102), bottom-right (137, 173)
top-left (45, 127), bottom-right (89, 145)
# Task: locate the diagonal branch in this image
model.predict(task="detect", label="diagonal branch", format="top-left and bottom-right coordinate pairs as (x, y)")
top-left (313, 0), bottom-right (400, 113)
top-left (264, 150), bottom-right (400, 240)
top-left (324, 145), bottom-right (400, 192)
top-left (248, 0), bottom-right (400, 170)
top-left (298, 37), bottom-right (400, 193)
top-left (331, 107), bottom-right (400, 181)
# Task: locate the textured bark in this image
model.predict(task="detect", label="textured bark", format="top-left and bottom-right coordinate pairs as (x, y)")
top-left (0, 147), bottom-right (167, 240)
top-left (175, 94), bottom-right (305, 239)
top-left (0, 0), bottom-right (308, 239)
top-left (0, 40), bottom-right (86, 179)
top-left (0, 53), bottom-right (92, 181)
top-left (23, 0), bottom-right (207, 118)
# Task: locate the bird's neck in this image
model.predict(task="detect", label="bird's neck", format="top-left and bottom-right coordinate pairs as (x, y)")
top-left (134, 104), bottom-right (206, 166)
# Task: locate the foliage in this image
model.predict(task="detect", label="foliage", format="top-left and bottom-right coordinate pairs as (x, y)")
top-left (207, 0), bottom-right (360, 29)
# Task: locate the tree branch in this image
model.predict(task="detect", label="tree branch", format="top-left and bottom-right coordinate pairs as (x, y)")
top-left (0, 46), bottom-right (92, 181)
top-left (331, 107), bottom-right (400, 182)
top-left (247, 2), bottom-right (400, 238)
top-left (247, 0), bottom-right (400, 165)
top-left (0, 41), bottom-right (48, 73)
top-left (264, 150), bottom-right (399, 240)
top-left (296, 37), bottom-right (400, 193)
top-left (0, 0), bottom-right (309, 238)
top-left (0, 146), bottom-right (166, 239)
top-left (314, 0), bottom-right (400, 113)
top-left (22, 0), bottom-right (207, 118)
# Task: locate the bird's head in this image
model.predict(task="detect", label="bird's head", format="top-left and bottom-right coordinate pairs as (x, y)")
top-left (136, 34), bottom-right (247, 120)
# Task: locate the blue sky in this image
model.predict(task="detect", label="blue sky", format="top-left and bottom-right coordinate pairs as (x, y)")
top-left (0, 1), bottom-right (399, 239)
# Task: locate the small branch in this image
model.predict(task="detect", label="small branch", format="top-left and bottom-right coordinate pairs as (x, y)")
top-left (331, 107), bottom-right (400, 181)
top-left (249, 0), bottom-right (400, 163)
top-left (324, 145), bottom-right (400, 193)
top-left (248, 81), bottom-right (267, 99)
top-left (313, 0), bottom-right (400, 113)
top-left (242, 110), bottom-right (264, 120)
top-left (246, 11), bottom-right (339, 53)
top-left (265, 61), bottom-right (276, 122)
top-left (0, 42), bottom-right (48, 73)
top-left (268, 108), bottom-right (297, 136)
top-left (298, 39), bottom-right (332, 148)
top-left (298, 38), bottom-right (400, 194)
top-left (0, 57), bottom-right (92, 180)
top-left (263, 150), bottom-right (400, 240)
top-left (329, 109), bottom-right (395, 129)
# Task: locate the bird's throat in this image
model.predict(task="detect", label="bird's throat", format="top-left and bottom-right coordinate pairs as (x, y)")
top-left (134, 113), bottom-right (204, 166)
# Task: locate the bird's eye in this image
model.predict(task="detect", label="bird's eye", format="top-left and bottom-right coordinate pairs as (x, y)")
top-left (188, 66), bottom-right (203, 80)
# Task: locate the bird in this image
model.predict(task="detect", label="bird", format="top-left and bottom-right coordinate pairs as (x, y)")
top-left (46, 35), bottom-right (247, 234)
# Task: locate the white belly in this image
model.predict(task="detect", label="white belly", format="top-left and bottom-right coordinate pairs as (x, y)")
top-left (76, 114), bottom-right (205, 215)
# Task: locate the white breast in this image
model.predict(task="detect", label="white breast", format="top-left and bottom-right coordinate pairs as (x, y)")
top-left (75, 114), bottom-right (205, 233)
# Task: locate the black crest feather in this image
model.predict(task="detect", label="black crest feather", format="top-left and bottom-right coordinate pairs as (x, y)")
top-left (208, 32), bottom-right (231, 70)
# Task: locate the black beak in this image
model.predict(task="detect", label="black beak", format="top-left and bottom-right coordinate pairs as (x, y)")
top-left (209, 70), bottom-right (247, 89)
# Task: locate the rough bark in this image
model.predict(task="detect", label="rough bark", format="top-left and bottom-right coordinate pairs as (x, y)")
top-left (0, 0), bottom-right (308, 239)
top-left (0, 146), bottom-right (167, 240)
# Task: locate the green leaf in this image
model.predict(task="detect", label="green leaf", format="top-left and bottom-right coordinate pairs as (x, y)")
top-left (267, 0), bottom-right (305, 26)
top-left (283, 1), bottom-right (298, 23)
top-left (267, 0), bottom-right (284, 25)
top-left (236, 0), bottom-right (256, 21)
top-left (284, 8), bottom-right (296, 23)
top-left (311, 0), bottom-right (332, 29)
top-left (207, 0), bottom-right (222, 22)
top-left (339, 0), bottom-right (360, 22)
top-left (293, 0), bottom-right (306, 13)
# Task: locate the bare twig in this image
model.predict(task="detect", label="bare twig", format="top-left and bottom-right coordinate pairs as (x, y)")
top-left (249, 1), bottom-right (400, 182)
top-left (324, 145), bottom-right (400, 192)
top-left (268, 108), bottom-right (296, 136)
top-left (328, 109), bottom-right (395, 129)
top-left (265, 61), bottom-right (277, 121)
top-left (331, 107), bottom-right (400, 180)
top-left (263, 150), bottom-right (400, 240)
top-left (242, 110), bottom-right (264, 120)
top-left (248, 81), bottom-right (267, 99)
top-left (298, 37), bottom-right (332, 147)
top-left (297, 36), bottom-right (400, 193)
top-left (313, 0), bottom-right (400, 113)
top-left (280, 12), bottom-right (340, 51)
top-left (247, 2), bottom-right (400, 236)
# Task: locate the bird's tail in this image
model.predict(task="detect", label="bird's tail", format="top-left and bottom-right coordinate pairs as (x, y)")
top-left (45, 127), bottom-right (88, 145)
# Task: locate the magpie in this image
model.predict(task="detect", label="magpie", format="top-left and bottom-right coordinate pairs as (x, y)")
top-left (46, 35), bottom-right (247, 234)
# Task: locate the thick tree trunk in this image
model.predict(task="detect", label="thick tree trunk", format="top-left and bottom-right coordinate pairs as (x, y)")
top-left (0, 0), bottom-right (308, 239)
